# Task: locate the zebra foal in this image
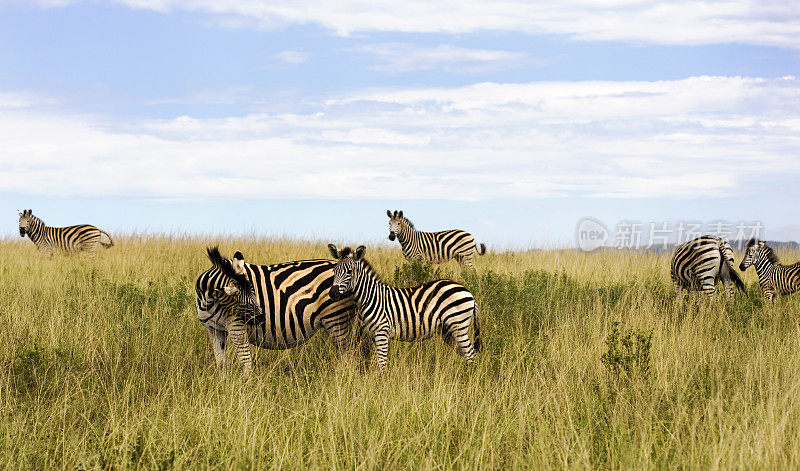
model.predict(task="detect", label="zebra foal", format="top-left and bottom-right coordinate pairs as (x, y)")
top-left (739, 239), bottom-right (800, 302)
top-left (18, 209), bottom-right (113, 257)
top-left (328, 244), bottom-right (481, 370)
top-left (197, 247), bottom-right (357, 378)
top-left (670, 235), bottom-right (744, 299)
top-left (387, 210), bottom-right (486, 267)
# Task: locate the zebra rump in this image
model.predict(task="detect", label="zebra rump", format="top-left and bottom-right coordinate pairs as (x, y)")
top-left (670, 235), bottom-right (745, 298)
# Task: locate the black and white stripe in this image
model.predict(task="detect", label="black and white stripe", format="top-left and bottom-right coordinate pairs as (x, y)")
top-left (196, 247), bottom-right (356, 377)
top-left (670, 235), bottom-right (745, 298)
top-left (739, 239), bottom-right (800, 302)
top-left (18, 209), bottom-right (113, 257)
top-left (387, 210), bottom-right (486, 267)
top-left (328, 244), bottom-right (481, 370)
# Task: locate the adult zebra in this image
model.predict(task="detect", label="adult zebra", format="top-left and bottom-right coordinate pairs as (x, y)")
top-left (328, 244), bottom-right (481, 370)
top-left (739, 239), bottom-right (800, 302)
top-left (387, 210), bottom-right (486, 267)
top-left (196, 247), bottom-right (357, 378)
top-left (670, 235), bottom-right (745, 299)
top-left (18, 209), bottom-right (113, 257)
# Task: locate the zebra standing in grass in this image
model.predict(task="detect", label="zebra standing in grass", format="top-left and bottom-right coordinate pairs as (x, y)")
top-left (739, 239), bottom-right (800, 302)
top-left (196, 247), bottom-right (356, 378)
top-left (387, 210), bottom-right (486, 267)
top-left (670, 235), bottom-right (745, 299)
top-left (18, 209), bottom-right (113, 257)
top-left (328, 244), bottom-right (481, 370)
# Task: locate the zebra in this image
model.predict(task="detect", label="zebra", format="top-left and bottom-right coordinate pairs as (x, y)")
top-left (739, 239), bottom-right (800, 302)
top-left (670, 235), bottom-right (745, 299)
top-left (17, 209), bottom-right (113, 257)
top-left (196, 247), bottom-right (357, 378)
top-left (387, 210), bottom-right (486, 267)
top-left (328, 244), bottom-right (481, 370)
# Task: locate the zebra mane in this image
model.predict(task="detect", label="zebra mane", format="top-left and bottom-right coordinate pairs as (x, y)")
top-left (400, 215), bottom-right (414, 229)
top-left (357, 257), bottom-right (385, 283)
top-left (206, 246), bottom-right (252, 289)
top-left (747, 239), bottom-right (780, 264)
top-left (761, 244), bottom-right (781, 264)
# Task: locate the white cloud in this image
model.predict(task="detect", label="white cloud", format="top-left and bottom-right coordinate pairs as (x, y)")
top-left (27, 0), bottom-right (800, 49)
top-left (270, 50), bottom-right (309, 66)
top-left (356, 43), bottom-right (543, 73)
top-left (2, 76), bottom-right (800, 200)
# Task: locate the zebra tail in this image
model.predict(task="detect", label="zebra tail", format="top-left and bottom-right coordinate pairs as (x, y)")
top-left (728, 260), bottom-right (746, 293)
top-left (718, 239), bottom-right (744, 293)
top-left (98, 229), bottom-right (114, 248)
top-left (477, 243), bottom-right (486, 256)
top-left (472, 303), bottom-right (482, 353)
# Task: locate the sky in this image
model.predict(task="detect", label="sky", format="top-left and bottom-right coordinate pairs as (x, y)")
top-left (1, 1), bottom-right (800, 248)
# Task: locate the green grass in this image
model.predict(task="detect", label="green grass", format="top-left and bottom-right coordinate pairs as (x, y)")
top-left (1, 237), bottom-right (799, 469)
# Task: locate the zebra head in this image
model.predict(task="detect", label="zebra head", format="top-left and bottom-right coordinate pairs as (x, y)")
top-left (328, 243), bottom-right (366, 300)
top-left (739, 239), bottom-right (777, 271)
top-left (387, 210), bottom-right (404, 241)
top-left (205, 246), bottom-right (262, 320)
top-left (17, 209), bottom-right (33, 237)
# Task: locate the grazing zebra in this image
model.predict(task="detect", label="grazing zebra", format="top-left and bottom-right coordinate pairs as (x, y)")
top-left (17, 209), bottom-right (113, 257)
top-left (328, 244), bottom-right (481, 370)
top-left (387, 210), bottom-right (486, 267)
top-left (196, 247), bottom-right (357, 378)
top-left (670, 235), bottom-right (745, 299)
top-left (739, 239), bottom-right (800, 302)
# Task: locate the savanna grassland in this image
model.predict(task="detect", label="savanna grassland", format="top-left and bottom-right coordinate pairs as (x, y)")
top-left (1, 236), bottom-right (799, 470)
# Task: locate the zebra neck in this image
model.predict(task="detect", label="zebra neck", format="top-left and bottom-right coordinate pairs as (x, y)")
top-left (351, 262), bottom-right (390, 302)
top-left (395, 223), bottom-right (415, 248)
top-left (26, 218), bottom-right (46, 244)
top-left (754, 257), bottom-right (775, 281)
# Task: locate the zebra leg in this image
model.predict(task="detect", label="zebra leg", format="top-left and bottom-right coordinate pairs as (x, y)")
top-left (373, 330), bottom-right (389, 371)
top-left (721, 276), bottom-right (734, 299)
top-left (459, 253), bottom-right (474, 268)
top-left (206, 326), bottom-right (228, 376)
top-left (699, 277), bottom-right (716, 298)
top-left (445, 322), bottom-right (476, 363)
top-left (764, 289), bottom-right (775, 303)
top-left (320, 313), bottom-right (356, 350)
top-left (228, 318), bottom-right (252, 379)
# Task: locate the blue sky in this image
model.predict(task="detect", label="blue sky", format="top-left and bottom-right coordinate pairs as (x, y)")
top-left (2, 1), bottom-right (800, 247)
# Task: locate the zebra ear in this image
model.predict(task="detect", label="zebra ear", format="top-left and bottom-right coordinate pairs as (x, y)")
top-left (17, 210), bottom-right (22, 216)
top-left (231, 257), bottom-right (246, 275)
top-left (398, 210), bottom-right (403, 218)
top-left (328, 243), bottom-right (340, 259)
top-left (387, 210), bottom-right (392, 218)
top-left (355, 245), bottom-right (366, 260)
top-left (223, 285), bottom-right (240, 296)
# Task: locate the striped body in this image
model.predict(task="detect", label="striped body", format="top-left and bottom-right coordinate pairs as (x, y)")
top-left (329, 244), bottom-right (481, 370)
top-left (387, 210), bottom-right (486, 267)
top-left (18, 209), bottom-right (113, 257)
top-left (739, 240), bottom-right (800, 302)
top-left (670, 235), bottom-right (744, 298)
top-left (196, 253), bottom-right (356, 376)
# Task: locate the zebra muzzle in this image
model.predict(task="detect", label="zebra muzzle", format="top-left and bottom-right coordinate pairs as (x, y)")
top-left (388, 233), bottom-right (396, 241)
top-left (329, 285), bottom-right (348, 300)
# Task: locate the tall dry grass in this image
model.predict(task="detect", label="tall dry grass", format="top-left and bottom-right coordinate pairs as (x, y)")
top-left (1, 236), bottom-right (799, 469)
